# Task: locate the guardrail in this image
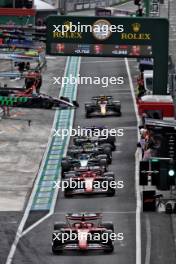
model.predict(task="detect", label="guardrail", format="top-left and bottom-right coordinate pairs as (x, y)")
top-left (66, 0), bottom-right (130, 12)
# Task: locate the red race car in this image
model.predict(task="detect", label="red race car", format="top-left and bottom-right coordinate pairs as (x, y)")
top-left (52, 213), bottom-right (114, 254)
top-left (63, 170), bottom-right (115, 197)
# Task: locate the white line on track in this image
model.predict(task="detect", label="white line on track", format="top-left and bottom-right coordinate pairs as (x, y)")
top-left (5, 113), bottom-right (57, 264)
top-left (125, 58), bottom-right (141, 264)
top-left (22, 213), bottom-right (52, 237)
top-left (145, 215), bottom-right (151, 264)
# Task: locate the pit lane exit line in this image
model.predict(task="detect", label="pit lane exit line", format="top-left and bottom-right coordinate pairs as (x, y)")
top-left (125, 58), bottom-right (141, 264)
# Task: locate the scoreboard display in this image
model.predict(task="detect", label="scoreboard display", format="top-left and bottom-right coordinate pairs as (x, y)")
top-left (50, 43), bottom-right (152, 58)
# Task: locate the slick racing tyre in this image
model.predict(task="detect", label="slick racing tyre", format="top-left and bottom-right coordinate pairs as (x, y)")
top-left (101, 231), bottom-right (114, 253)
top-left (85, 110), bottom-right (91, 118)
top-left (165, 202), bottom-right (173, 214)
top-left (52, 247), bottom-right (62, 254)
top-left (61, 159), bottom-right (71, 177)
top-left (107, 186), bottom-right (116, 197)
top-left (99, 158), bottom-right (107, 168)
top-left (102, 144), bottom-right (112, 155)
top-left (104, 244), bottom-right (114, 253)
top-left (54, 223), bottom-right (67, 230)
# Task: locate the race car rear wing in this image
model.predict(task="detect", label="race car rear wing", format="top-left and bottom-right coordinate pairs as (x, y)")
top-left (66, 213), bottom-right (102, 221)
top-left (145, 118), bottom-right (176, 129)
top-left (92, 96), bottom-right (113, 100)
top-left (82, 126), bottom-right (107, 131)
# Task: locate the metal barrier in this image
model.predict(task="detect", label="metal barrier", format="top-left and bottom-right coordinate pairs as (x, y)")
top-left (60, 0), bottom-right (130, 12)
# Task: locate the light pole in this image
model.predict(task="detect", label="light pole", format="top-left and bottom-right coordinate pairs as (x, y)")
top-left (59, 0), bottom-right (67, 15)
top-left (143, 0), bottom-right (150, 16)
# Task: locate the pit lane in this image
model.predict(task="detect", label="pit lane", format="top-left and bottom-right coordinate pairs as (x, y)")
top-left (10, 56), bottom-right (137, 264)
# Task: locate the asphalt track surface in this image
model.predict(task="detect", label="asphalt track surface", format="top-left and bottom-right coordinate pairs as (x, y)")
top-left (8, 57), bottom-right (137, 264)
top-left (2, 57), bottom-right (176, 264)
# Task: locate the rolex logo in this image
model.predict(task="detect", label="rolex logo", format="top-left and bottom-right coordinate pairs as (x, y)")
top-left (63, 21), bottom-right (72, 31)
top-left (132, 23), bottom-right (141, 33)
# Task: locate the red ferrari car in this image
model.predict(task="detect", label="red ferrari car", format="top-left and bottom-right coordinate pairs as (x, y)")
top-left (52, 213), bottom-right (114, 253)
top-left (63, 170), bottom-right (115, 197)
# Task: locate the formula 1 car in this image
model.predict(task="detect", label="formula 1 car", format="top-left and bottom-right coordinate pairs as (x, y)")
top-left (63, 170), bottom-right (115, 197)
top-left (52, 213), bottom-right (114, 253)
top-left (61, 153), bottom-right (108, 176)
top-left (0, 87), bottom-right (79, 109)
top-left (73, 126), bottom-right (116, 151)
top-left (85, 95), bottom-right (121, 118)
top-left (67, 143), bottom-right (112, 164)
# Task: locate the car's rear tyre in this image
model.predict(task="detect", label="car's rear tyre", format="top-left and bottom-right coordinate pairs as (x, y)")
top-left (54, 223), bottom-right (66, 230)
top-left (107, 187), bottom-right (115, 197)
top-left (99, 158), bottom-right (107, 168)
top-left (52, 247), bottom-right (63, 254)
top-left (102, 146), bottom-right (112, 164)
top-left (85, 111), bottom-right (91, 118)
top-left (165, 203), bottom-right (173, 214)
top-left (115, 110), bottom-right (121, 116)
top-left (104, 244), bottom-right (114, 253)
top-left (173, 203), bottom-right (176, 214)
top-left (64, 192), bottom-right (73, 197)
top-left (61, 159), bottom-right (71, 177)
